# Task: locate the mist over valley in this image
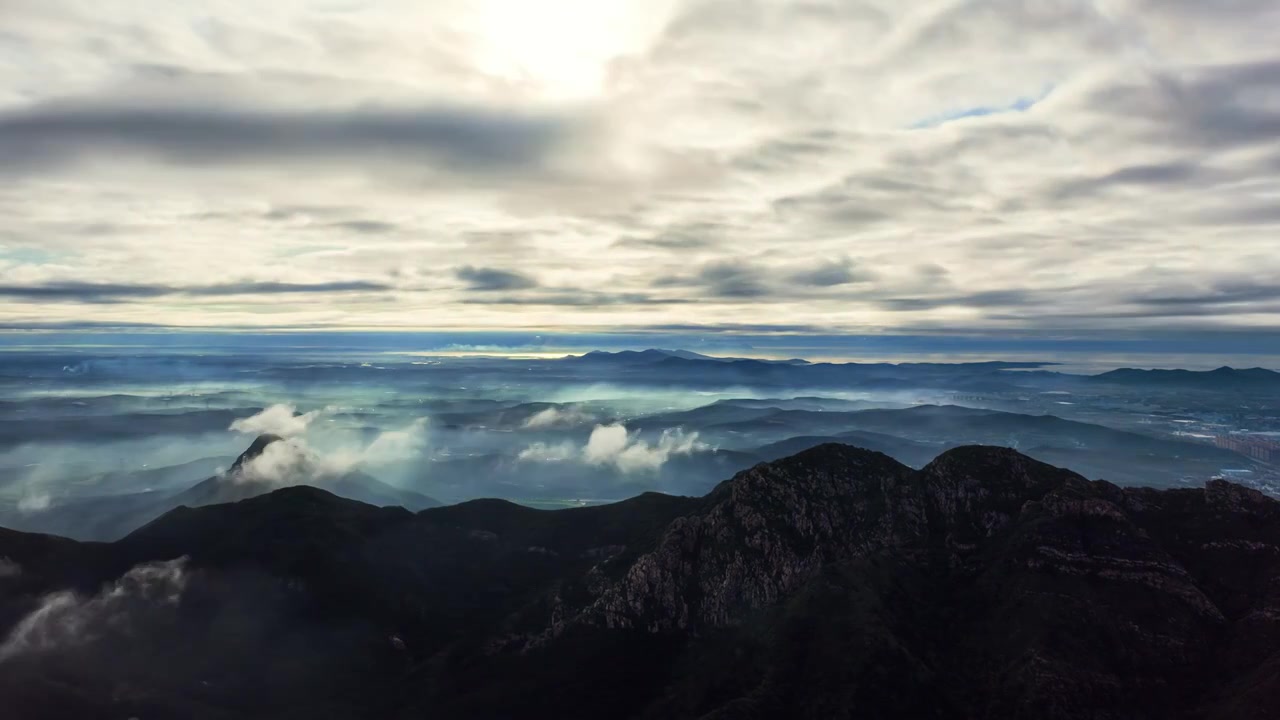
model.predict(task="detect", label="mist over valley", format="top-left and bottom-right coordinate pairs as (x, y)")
top-left (3, 344), bottom-right (1277, 544)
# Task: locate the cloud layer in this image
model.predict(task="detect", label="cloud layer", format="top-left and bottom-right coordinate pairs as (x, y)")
top-left (0, 558), bottom-right (188, 662)
top-left (228, 407), bottom-right (429, 486)
top-left (2, 1), bottom-right (1278, 335)
top-left (522, 405), bottom-right (596, 428)
top-left (519, 423), bottom-right (707, 473)
top-left (230, 404), bottom-right (326, 438)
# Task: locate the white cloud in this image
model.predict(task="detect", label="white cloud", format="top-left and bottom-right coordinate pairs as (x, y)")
top-left (234, 437), bottom-right (320, 485)
top-left (582, 423), bottom-right (633, 465)
top-left (522, 405), bottom-right (596, 428)
top-left (357, 418), bottom-right (430, 465)
top-left (230, 404), bottom-right (326, 437)
top-left (232, 417), bottom-right (430, 486)
top-left (521, 423), bottom-right (707, 473)
top-left (1, 1), bottom-right (1279, 334)
top-left (16, 492), bottom-right (51, 513)
top-left (0, 557), bottom-right (21, 578)
top-left (517, 441), bottom-right (579, 463)
top-left (0, 557), bottom-right (188, 661)
top-left (593, 425), bottom-right (707, 473)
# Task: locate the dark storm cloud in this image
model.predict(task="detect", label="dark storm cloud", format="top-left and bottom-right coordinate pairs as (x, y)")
top-left (1101, 162), bottom-right (1202, 185)
top-left (0, 280), bottom-right (392, 303)
top-left (198, 281), bottom-right (392, 295)
top-left (639, 322), bottom-right (835, 334)
top-left (612, 220), bottom-right (741, 251)
top-left (0, 320), bottom-right (167, 330)
top-left (1050, 161), bottom-right (1204, 200)
top-left (653, 257), bottom-right (900, 302)
top-left (454, 266), bottom-right (539, 292)
top-left (461, 291), bottom-right (690, 307)
top-left (1083, 59), bottom-right (1280, 151)
top-left (772, 190), bottom-right (892, 226)
top-left (258, 205), bottom-right (357, 222)
top-left (915, 263), bottom-right (951, 278)
top-left (0, 282), bottom-right (170, 302)
top-left (655, 260), bottom-right (771, 298)
top-left (1195, 203), bottom-right (1280, 226)
top-left (0, 103), bottom-right (569, 173)
top-left (878, 289), bottom-right (1047, 312)
top-left (613, 231), bottom-right (718, 250)
top-left (697, 261), bottom-right (770, 298)
top-left (1127, 279), bottom-right (1280, 307)
top-left (730, 129), bottom-right (849, 174)
top-left (787, 258), bottom-right (877, 287)
top-left (1182, 60), bottom-right (1280, 147)
top-left (984, 302), bottom-right (1280, 323)
top-left (324, 220), bottom-right (399, 234)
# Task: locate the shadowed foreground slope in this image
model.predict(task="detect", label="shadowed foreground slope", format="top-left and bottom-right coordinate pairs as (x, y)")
top-left (0, 444), bottom-right (1277, 719)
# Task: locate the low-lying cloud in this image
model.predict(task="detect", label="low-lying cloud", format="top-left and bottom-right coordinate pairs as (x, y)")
top-left (0, 557), bottom-right (188, 662)
top-left (16, 492), bottom-right (51, 513)
top-left (232, 417), bottom-right (429, 486)
top-left (518, 423), bottom-right (708, 473)
top-left (230, 404), bottom-right (326, 438)
top-left (522, 405), bottom-right (596, 428)
top-left (455, 266), bottom-right (539, 292)
top-left (516, 441), bottom-right (578, 464)
top-left (234, 436), bottom-right (319, 485)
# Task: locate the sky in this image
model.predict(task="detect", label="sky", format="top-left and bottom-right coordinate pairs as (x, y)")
top-left (1, 0), bottom-right (1279, 340)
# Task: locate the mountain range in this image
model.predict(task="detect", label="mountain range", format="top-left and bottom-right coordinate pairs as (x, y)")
top-left (558, 350), bottom-right (1280, 392)
top-left (5, 398), bottom-right (1257, 543)
top-left (1, 443), bottom-right (1276, 719)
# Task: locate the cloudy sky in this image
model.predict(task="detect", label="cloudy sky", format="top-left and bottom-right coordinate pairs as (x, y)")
top-left (1, 0), bottom-right (1278, 337)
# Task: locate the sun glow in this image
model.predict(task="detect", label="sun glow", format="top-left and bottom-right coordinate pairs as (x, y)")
top-left (466, 0), bottom-right (675, 101)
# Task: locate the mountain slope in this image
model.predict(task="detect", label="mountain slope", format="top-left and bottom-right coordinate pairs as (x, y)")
top-left (172, 434), bottom-right (438, 511)
top-left (0, 444), bottom-right (1277, 719)
top-left (3, 435), bottom-right (441, 541)
top-left (637, 403), bottom-right (1248, 487)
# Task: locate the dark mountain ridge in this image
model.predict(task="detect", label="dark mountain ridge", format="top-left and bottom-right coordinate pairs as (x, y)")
top-left (557, 350), bottom-right (1280, 397)
top-left (0, 434), bottom-right (440, 542)
top-left (569, 349), bottom-right (810, 366)
top-left (0, 444), bottom-right (1276, 719)
top-left (172, 433), bottom-right (438, 511)
top-left (556, 350), bottom-right (1058, 390)
top-left (1092, 366), bottom-right (1280, 389)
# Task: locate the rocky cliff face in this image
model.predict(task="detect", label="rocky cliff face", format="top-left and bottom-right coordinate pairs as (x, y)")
top-left (559, 444), bottom-right (1280, 718)
top-left (585, 445), bottom-right (925, 631)
top-left (579, 445), bottom-right (1132, 632)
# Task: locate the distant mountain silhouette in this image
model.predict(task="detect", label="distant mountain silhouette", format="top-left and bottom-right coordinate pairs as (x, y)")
top-left (1092, 366), bottom-right (1280, 389)
top-left (174, 433), bottom-right (438, 511)
top-left (0, 434), bottom-right (439, 541)
top-left (557, 350), bottom-right (1051, 390)
top-left (631, 403), bottom-right (1248, 486)
top-left (566, 349), bottom-right (810, 365)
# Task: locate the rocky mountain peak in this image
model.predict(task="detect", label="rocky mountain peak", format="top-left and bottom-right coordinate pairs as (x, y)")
top-left (582, 444), bottom-right (927, 632)
top-left (228, 433), bottom-right (284, 474)
top-left (579, 444), bottom-right (1088, 634)
top-left (919, 444), bottom-right (1086, 548)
